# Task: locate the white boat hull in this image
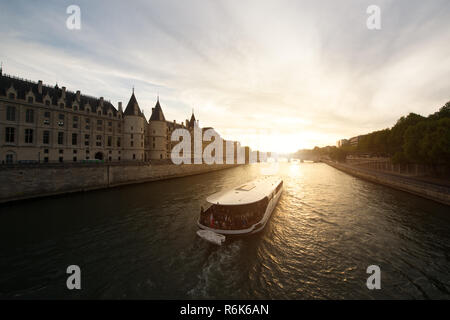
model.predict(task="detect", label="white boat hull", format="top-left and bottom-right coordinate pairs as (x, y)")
top-left (196, 230), bottom-right (226, 245)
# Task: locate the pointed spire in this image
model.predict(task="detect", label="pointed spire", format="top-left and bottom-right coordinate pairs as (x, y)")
top-left (124, 90), bottom-right (142, 117)
top-left (150, 96), bottom-right (166, 121)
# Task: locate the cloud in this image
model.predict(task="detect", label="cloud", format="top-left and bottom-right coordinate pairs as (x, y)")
top-left (0, 0), bottom-right (449, 152)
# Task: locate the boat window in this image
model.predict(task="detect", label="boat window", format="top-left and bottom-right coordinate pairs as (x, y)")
top-left (199, 197), bottom-right (269, 230)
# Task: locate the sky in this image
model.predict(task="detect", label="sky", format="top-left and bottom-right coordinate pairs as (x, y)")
top-left (0, 0), bottom-right (449, 153)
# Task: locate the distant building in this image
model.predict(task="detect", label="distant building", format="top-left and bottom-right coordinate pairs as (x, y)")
top-left (348, 135), bottom-right (363, 147)
top-left (336, 139), bottom-right (349, 148)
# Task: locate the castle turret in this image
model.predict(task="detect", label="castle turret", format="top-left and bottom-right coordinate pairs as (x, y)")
top-left (148, 97), bottom-right (168, 160)
top-left (123, 90), bottom-right (146, 161)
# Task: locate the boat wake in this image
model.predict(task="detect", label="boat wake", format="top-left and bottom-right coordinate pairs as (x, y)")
top-left (187, 241), bottom-right (243, 299)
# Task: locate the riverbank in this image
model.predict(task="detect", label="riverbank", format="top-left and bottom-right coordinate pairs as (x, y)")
top-left (0, 162), bottom-right (240, 204)
top-left (324, 160), bottom-right (450, 206)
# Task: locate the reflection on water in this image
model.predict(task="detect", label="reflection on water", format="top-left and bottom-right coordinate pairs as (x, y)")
top-left (0, 162), bottom-right (449, 299)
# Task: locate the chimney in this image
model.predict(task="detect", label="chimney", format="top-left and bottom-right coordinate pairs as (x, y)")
top-left (118, 102), bottom-right (123, 112)
top-left (76, 90), bottom-right (80, 101)
top-left (99, 97), bottom-right (104, 106)
top-left (61, 86), bottom-right (66, 99)
top-left (38, 80), bottom-right (42, 94)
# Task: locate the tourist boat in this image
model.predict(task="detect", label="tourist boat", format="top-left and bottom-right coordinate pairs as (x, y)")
top-left (197, 176), bottom-right (283, 237)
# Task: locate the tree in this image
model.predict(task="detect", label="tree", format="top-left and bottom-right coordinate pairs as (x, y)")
top-left (388, 113), bottom-right (425, 155)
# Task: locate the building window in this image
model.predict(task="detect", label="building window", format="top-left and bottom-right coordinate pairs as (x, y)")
top-left (45, 100), bottom-right (50, 106)
top-left (133, 154), bottom-right (136, 160)
top-left (25, 129), bottom-right (33, 143)
top-left (6, 154), bottom-right (14, 163)
top-left (72, 133), bottom-right (77, 145)
top-left (44, 119), bottom-right (50, 125)
top-left (59, 157), bottom-right (63, 162)
top-left (96, 135), bottom-right (102, 146)
top-left (107, 136), bottom-right (112, 147)
top-left (73, 157), bottom-right (77, 162)
top-left (59, 149), bottom-right (64, 154)
top-left (59, 103), bottom-right (64, 109)
top-left (8, 93), bottom-right (15, 99)
top-left (44, 157), bottom-right (49, 163)
top-left (6, 106), bottom-right (15, 121)
top-left (28, 96), bottom-right (34, 103)
top-left (44, 111), bottom-right (51, 118)
top-left (117, 137), bottom-right (121, 147)
top-left (43, 131), bottom-right (50, 144)
top-left (44, 149), bottom-right (49, 154)
top-left (85, 134), bottom-right (90, 146)
top-left (58, 132), bottom-right (64, 145)
top-left (5, 127), bottom-right (15, 143)
top-left (131, 141), bottom-right (134, 147)
top-left (73, 116), bottom-right (78, 128)
top-left (96, 119), bottom-right (103, 131)
top-left (26, 109), bottom-right (34, 123)
top-left (58, 114), bottom-right (64, 126)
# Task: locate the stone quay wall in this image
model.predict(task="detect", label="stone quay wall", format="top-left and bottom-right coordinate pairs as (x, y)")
top-left (0, 162), bottom-right (240, 204)
top-left (324, 160), bottom-right (450, 206)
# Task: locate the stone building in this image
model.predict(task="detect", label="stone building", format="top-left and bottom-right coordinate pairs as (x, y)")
top-left (0, 71), bottom-right (198, 164)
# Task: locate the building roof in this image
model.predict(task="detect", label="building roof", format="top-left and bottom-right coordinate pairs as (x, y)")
top-left (0, 73), bottom-right (118, 116)
top-left (123, 91), bottom-right (145, 117)
top-left (150, 98), bottom-right (166, 121)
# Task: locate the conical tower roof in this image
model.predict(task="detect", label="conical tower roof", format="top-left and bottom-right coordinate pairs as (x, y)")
top-left (124, 90), bottom-right (144, 117)
top-left (150, 97), bottom-right (166, 121)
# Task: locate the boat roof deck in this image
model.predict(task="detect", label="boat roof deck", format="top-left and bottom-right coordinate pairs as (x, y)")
top-left (206, 176), bottom-right (282, 205)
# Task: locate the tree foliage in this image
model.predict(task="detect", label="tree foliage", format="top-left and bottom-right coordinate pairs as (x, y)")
top-left (294, 101), bottom-right (450, 166)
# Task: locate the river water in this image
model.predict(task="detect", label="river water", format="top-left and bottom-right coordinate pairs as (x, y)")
top-left (0, 162), bottom-right (449, 299)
